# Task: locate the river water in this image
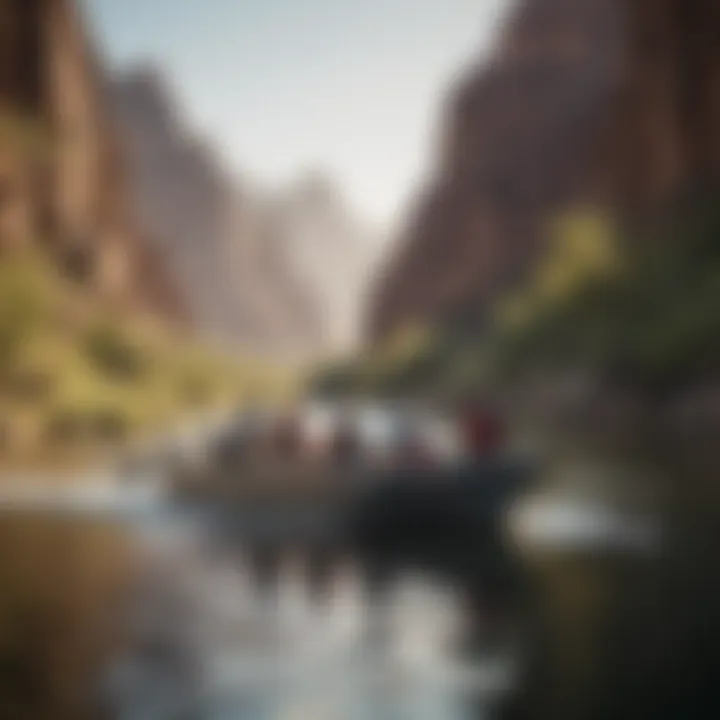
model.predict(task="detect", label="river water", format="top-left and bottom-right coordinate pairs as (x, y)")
top-left (0, 455), bottom-right (661, 720)
top-left (0, 495), bottom-right (516, 720)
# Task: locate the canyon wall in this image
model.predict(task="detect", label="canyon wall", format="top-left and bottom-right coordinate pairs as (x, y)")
top-left (0, 0), bottom-right (374, 356)
top-left (263, 173), bottom-right (376, 352)
top-left (370, 0), bottom-right (720, 341)
top-left (110, 68), bottom-right (247, 340)
top-left (111, 68), bottom-right (374, 357)
top-left (607, 0), bottom-right (720, 213)
top-left (0, 0), bottom-right (184, 320)
top-left (110, 68), bottom-right (323, 356)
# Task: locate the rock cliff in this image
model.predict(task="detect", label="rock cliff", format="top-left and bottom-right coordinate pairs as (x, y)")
top-left (264, 172), bottom-right (376, 352)
top-left (370, 0), bottom-right (720, 341)
top-left (0, 0), bottom-right (184, 321)
top-left (110, 67), bottom-right (326, 356)
top-left (111, 68), bottom-right (374, 357)
top-left (607, 0), bottom-right (720, 213)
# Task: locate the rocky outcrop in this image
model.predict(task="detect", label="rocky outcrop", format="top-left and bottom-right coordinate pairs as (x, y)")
top-left (370, 0), bottom-right (720, 341)
top-left (0, 0), bottom-right (184, 321)
top-left (263, 173), bottom-right (376, 352)
top-left (110, 67), bottom-right (326, 356)
top-left (110, 68), bottom-right (239, 336)
top-left (0, 0), bottom-right (374, 355)
top-left (607, 0), bottom-right (720, 213)
top-left (111, 68), bottom-right (375, 357)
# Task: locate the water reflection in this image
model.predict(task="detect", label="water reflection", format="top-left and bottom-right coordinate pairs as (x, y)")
top-left (108, 517), bottom-right (508, 720)
top-left (0, 454), bottom-right (665, 720)
top-left (0, 514), bottom-right (131, 720)
top-left (0, 508), bottom-right (514, 720)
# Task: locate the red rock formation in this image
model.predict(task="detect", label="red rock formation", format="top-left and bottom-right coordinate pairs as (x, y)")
top-left (0, 0), bottom-right (185, 322)
top-left (607, 0), bottom-right (720, 213)
top-left (0, 0), bottom-right (47, 115)
top-left (109, 67), bottom-right (240, 334)
top-left (370, 0), bottom-right (720, 341)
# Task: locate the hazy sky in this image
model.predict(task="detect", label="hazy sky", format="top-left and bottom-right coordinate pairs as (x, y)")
top-left (84, 0), bottom-right (507, 230)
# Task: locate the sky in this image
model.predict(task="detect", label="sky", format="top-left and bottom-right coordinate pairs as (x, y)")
top-left (83, 0), bottom-right (507, 232)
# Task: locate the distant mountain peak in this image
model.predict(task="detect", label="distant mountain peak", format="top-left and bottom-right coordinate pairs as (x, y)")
top-left (111, 74), bottom-right (375, 356)
top-left (112, 62), bottom-right (185, 131)
top-left (288, 169), bottom-right (343, 209)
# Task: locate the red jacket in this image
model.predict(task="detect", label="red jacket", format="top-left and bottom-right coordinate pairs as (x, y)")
top-left (460, 408), bottom-right (505, 458)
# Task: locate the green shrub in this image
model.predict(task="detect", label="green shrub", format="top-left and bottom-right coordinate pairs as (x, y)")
top-left (83, 322), bottom-right (147, 382)
top-left (86, 408), bottom-right (130, 443)
top-left (177, 371), bottom-right (214, 407)
top-left (490, 199), bottom-right (720, 390)
top-left (0, 257), bottom-right (48, 373)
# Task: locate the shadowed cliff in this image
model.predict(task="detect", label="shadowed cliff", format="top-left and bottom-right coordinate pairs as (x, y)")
top-left (370, 0), bottom-right (720, 342)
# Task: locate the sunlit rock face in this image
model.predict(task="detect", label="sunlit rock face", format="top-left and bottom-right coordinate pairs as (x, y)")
top-left (0, 0), bottom-right (184, 320)
top-left (0, 0), bottom-right (372, 355)
top-left (264, 172), bottom-right (376, 354)
top-left (110, 68), bottom-right (322, 356)
top-left (369, 0), bottom-right (720, 341)
top-left (110, 68), bottom-right (246, 339)
top-left (112, 69), bottom-right (375, 357)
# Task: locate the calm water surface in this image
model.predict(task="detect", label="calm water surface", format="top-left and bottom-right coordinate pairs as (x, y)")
top-left (0, 500), bottom-right (511, 720)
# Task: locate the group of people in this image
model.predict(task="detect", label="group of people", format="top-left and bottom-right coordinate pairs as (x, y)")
top-left (263, 397), bottom-right (507, 471)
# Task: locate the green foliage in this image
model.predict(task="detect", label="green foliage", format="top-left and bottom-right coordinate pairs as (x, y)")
top-left (177, 371), bottom-right (214, 407)
top-left (326, 200), bottom-right (720, 401)
top-left (309, 360), bottom-right (360, 398)
top-left (0, 248), bottom-right (298, 469)
top-left (310, 325), bottom-right (483, 401)
top-left (310, 322), bottom-right (441, 399)
top-left (361, 323), bottom-right (436, 394)
top-left (86, 406), bottom-right (131, 443)
top-left (491, 199), bottom-right (720, 391)
top-left (44, 403), bottom-right (131, 445)
top-left (496, 208), bottom-right (623, 337)
top-left (83, 321), bottom-right (147, 382)
top-left (0, 254), bottom-right (50, 372)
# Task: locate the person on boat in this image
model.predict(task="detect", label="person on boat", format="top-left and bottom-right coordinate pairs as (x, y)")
top-left (330, 415), bottom-right (361, 467)
top-left (273, 411), bottom-right (302, 460)
top-left (458, 395), bottom-right (506, 462)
